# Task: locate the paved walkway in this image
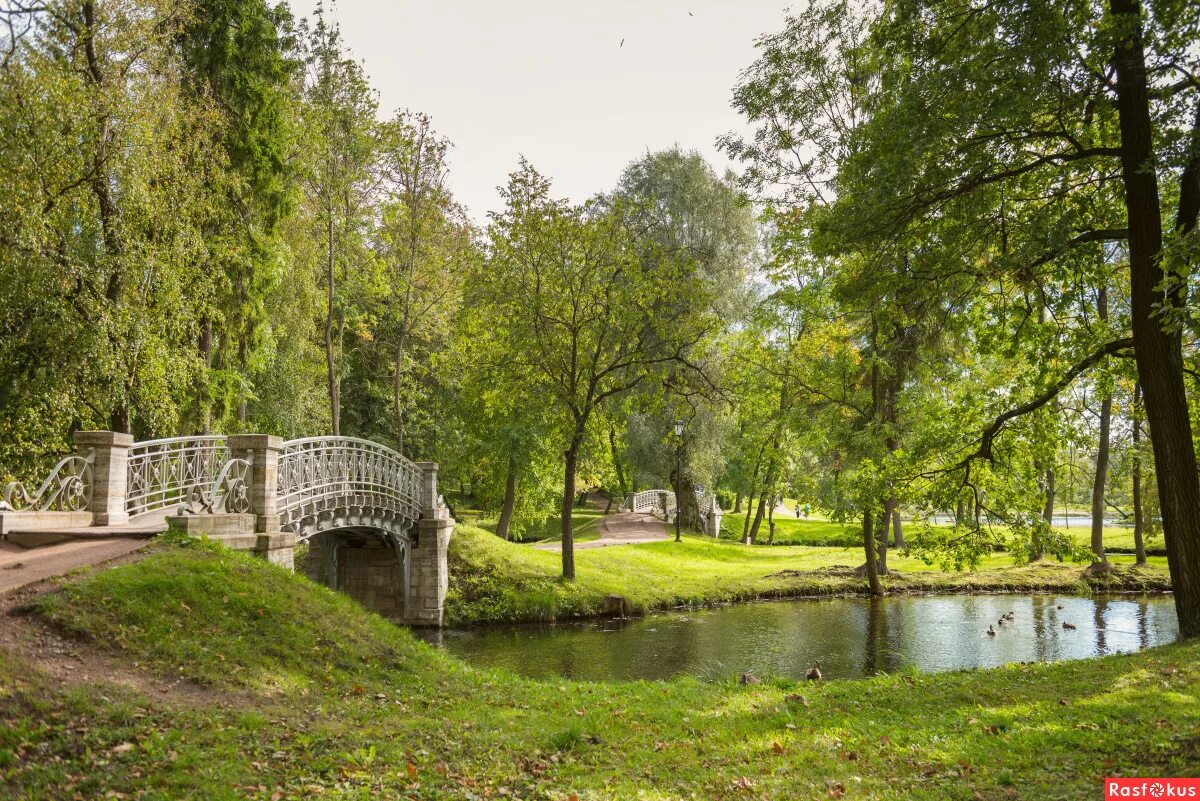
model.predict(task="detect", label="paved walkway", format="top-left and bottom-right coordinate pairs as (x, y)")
top-left (0, 511), bottom-right (168, 596)
top-left (535, 511), bottom-right (669, 552)
top-left (0, 538), bottom-right (151, 596)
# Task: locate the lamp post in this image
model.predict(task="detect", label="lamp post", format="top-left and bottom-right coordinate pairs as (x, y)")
top-left (673, 419), bottom-right (684, 543)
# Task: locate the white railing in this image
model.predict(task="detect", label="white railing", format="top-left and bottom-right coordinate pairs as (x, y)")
top-left (126, 436), bottom-right (230, 516)
top-left (3, 452), bottom-right (94, 512)
top-left (626, 489), bottom-right (719, 518)
top-left (276, 436), bottom-right (423, 534)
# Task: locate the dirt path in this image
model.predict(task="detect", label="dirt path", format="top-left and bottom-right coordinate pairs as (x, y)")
top-left (0, 538), bottom-right (152, 596)
top-left (534, 511), bottom-right (669, 551)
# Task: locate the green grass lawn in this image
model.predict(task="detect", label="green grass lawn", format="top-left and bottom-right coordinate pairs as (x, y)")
top-left (724, 511), bottom-right (1167, 554)
top-left (446, 523), bottom-right (1170, 626)
top-left (4, 542), bottom-right (1196, 800)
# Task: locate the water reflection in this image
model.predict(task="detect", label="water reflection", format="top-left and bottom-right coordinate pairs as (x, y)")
top-left (418, 594), bottom-right (1179, 682)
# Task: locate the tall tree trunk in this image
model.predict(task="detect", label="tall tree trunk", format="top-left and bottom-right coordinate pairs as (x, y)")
top-left (394, 337), bottom-right (406, 456)
top-left (236, 334), bottom-right (248, 425)
top-left (891, 505), bottom-right (905, 549)
top-left (198, 319), bottom-right (213, 434)
top-left (324, 213), bottom-right (340, 436)
top-left (496, 455), bottom-right (517, 541)
top-left (1111, 0), bottom-right (1200, 636)
top-left (767, 497), bottom-right (776, 545)
top-left (742, 447), bottom-right (764, 544)
top-left (878, 500), bottom-right (893, 573)
top-left (560, 426), bottom-right (585, 581)
top-left (1132, 383), bottom-right (1148, 565)
top-left (749, 488), bottom-right (769, 544)
top-left (677, 470), bottom-right (701, 530)
top-left (608, 424), bottom-right (628, 502)
top-left (1090, 392), bottom-right (1112, 568)
top-left (1041, 467), bottom-right (1057, 523)
top-left (749, 455), bottom-right (778, 544)
top-left (1090, 283), bottom-right (1112, 569)
top-left (863, 509), bottom-right (883, 596)
top-left (733, 492), bottom-right (743, 514)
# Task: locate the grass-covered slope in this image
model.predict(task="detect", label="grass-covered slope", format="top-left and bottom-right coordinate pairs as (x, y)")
top-left (446, 524), bottom-right (1171, 626)
top-left (1, 541), bottom-right (1197, 800)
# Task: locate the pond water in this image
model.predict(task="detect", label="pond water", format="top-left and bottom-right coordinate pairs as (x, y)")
top-left (417, 594), bottom-right (1179, 682)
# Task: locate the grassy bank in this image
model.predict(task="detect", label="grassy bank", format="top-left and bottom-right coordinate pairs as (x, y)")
top-left (446, 524), bottom-right (1171, 626)
top-left (2, 542), bottom-right (1197, 800)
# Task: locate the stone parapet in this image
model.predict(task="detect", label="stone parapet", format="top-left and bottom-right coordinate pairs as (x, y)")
top-left (0, 511), bottom-right (94, 538)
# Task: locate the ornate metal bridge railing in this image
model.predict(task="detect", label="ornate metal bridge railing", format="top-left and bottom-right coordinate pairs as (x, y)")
top-left (2, 452), bottom-right (94, 512)
top-left (626, 489), bottom-right (718, 517)
top-left (276, 436), bottom-right (423, 541)
top-left (125, 436), bottom-right (235, 517)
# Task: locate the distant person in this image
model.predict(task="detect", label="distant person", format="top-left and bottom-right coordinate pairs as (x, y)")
top-left (803, 503), bottom-right (811, 519)
top-left (795, 503), bottom-right (801, 518)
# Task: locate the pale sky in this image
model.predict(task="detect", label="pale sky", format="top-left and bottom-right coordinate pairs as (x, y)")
top-left (291, 0), bottom-right (792, 221)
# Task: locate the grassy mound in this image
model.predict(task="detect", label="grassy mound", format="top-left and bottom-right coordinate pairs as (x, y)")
top-left (36, 537), bottom-right (446, 692)
top-left (2, 540), bottom-right (1197, 800)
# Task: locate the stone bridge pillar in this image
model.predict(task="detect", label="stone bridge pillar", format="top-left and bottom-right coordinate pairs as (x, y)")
top-left (74, 431), bottom-right (133, 526)
top-left (705, 501), bottom-right (724, 538)
top-left (407, 461), bottom-right (453, 627)
top-left (227, 434), bottom-right (294, 570)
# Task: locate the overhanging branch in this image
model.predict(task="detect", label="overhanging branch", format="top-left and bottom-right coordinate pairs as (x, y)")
top-left (947, 336), bottom-right (1134, 471)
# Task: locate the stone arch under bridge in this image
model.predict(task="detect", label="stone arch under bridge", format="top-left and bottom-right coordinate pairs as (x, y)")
top-left (0, 431), bottom-right (453, 626)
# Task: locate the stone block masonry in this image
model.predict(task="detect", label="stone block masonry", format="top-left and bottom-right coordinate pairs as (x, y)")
top-left (408, 508), bottom-right (454, 627)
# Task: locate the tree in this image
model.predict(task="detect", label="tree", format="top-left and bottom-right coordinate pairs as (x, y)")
top-left (611, 147), bottom-right (756, 531)
top-left (177, 0), bottom-right (297, 431)
top-left (727, 0), bottom-right (1200, 632)
top-left (374, 111), bottom-right (472, 457)
top-left (0, 0), bottom-right (226, 457)
top-left (477, 162), bottom-right (710, 579)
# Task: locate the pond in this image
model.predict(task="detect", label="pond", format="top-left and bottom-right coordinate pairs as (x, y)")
top-left (416, 594), bottom-right (1179, 682)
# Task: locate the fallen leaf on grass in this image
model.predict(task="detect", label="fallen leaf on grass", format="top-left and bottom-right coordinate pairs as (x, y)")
top-left (732, 776), bottom-right (756, 791)
top-left (771, 741), bottom-right (785, 755)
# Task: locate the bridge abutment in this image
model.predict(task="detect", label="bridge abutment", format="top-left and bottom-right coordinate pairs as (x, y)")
top-left (408, 508), bottom-right (453, 626)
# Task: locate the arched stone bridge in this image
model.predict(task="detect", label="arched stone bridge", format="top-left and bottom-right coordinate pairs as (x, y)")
top-left (0, 432), bottom-right (453, 625)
